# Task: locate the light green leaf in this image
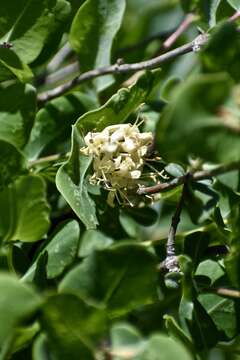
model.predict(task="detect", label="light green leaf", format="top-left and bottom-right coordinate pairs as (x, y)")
top-left (33, 334), bottom-right (54, 360)
top-left (69, 0), bottom-right (126, 90)
top-left (0, 273), bottom-right (41, 348)
top-left (138, 334), bottom-right (193, 360)
top-left (0, 141), bottom-right (26, 189)
top-left (0, 175), bottom-right (50, 242)
top-left (0, 48), bottom-right (32, 82)
top-left (110, 323), bottom-right (146, 359)
top-left (56, 128), bottom-right (98, 230)
top-left (23, 220), bottom-right (80, 281)
top-left (227, 0), bottom-right (240, 10)
top-left (0, 83), bottom-right (36, 150)
top-left (198, 293), bottom-right (237, 338)
top-left (210, 0), bottom-right (222, 27)
top-left (77, 70), bottom-right (161, 132)
top-left (41, 294), bottom-right (106, 360)
top-left (59, 243), bottom-right (158, 317)
top-left (195, 259), bottom-right (224, 285)
top-left (8, 0), bottom-right (68, 64)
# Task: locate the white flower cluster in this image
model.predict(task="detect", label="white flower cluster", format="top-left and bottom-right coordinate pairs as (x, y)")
top-left (81, 123), bottom-right (153, 203)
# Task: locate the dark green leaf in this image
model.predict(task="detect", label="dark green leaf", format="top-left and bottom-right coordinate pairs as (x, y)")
top-left (41, 294), bottom-right (106, 360)
top-left (201, 23), bottom-right (240, 80)
top-left (0, 175), bottom-right (50, 242)
top-left (0, 48), bottom-right (32, 82)
top-left (0, 1), bottom-right (29, 38)
top-left (156, 73), bottom-right (240, 163)
top-left (59, 243), bottom-right (158, 317)
top-left (0, 141), bottom-right (26, 189)
top-left (25, 92), bottom-right (97, 160)
top-left (31, 0), bottom-right (71, 67)
top-left (0, 83), bottom-right (36, 149)
top-left (69, 0), bottom-right (126, 90)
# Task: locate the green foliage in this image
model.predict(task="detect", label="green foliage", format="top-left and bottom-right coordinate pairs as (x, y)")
top-left (69, 0), bottom-right (126, 90)
top-left (0, 1), bottom-right (240, 359)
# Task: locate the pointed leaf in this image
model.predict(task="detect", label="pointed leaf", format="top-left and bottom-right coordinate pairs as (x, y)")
top-left (69, 0), bottom-right (126, 90)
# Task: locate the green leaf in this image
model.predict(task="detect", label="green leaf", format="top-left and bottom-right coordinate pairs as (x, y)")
top-left (31, 0), bottom-right (71, 67)
top-left (110, 323), bottom-right (146, 358)
top-left (0, 273), bottom-right (41, 348)
top-left (33, 334), bottom-right (55, 360)
top-left (40, 294), bottom-right (106, 360)
top-left (0, 0), bottom-right (28, 38)
top-left (78, 229), bottom-right (113, 257)
top-left (227, 0), bottom-right (240, 10)
top-left (69, 0), bottom-right (126, 90)
top-left (198, 293), bottom-right (237, 338)
top-left (0, 141), bottom-right (26, 189)
top-left (139, 334), bottom-right (193, 360)
top-left (56, 128), bottom-right (98, 230)
top-left (0, 83), bottom-right (36, 150)
top-left (25, 92), bottom-right (97, 160)
top-left (156, 73), bottom-right (239, 163)
top-left (8, 0), bottom-right (68, 64)
top-left (23, 220), bottom-right (80, 281)
top-left (195, 259), bottom-right (225, 285)
top-left (0, 175), bottom-right (50, 242)
top-left (0, 48), bottom-right (32, 82)
top-left (210, 0), bottom-right (222, 27)
top-left (164, 315), bottom-right (194, 354)
top-left (201, 23), bottom-right (240, 80)
top-left (77, 70), bottom-right (161, 132)
top-left (59, 243), bottom-right (158, 317)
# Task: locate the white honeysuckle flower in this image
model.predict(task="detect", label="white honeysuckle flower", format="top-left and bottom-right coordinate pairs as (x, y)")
top-left (80, 123), bottom-right (154, 206)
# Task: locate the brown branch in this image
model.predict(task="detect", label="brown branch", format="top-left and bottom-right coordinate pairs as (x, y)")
top-left (159, 174), bottom-right (190, 272)
top-left (37, 10), bottom-right (240, 105)
top-left (137, 161), bottom-right (240, 195)
top-left (37, 33), bottom-right (209, 105)
top-left (205, 287), bottom-right (240, 298)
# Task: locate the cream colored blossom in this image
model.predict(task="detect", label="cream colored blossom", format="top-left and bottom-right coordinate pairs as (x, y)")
top-left (81, 123), bottom-right (153, 206)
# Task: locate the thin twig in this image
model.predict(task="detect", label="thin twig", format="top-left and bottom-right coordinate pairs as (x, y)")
top-left (205, 287), bottom-right (240, 298)
top-left (228, 11), bottom-right (240, 22)
top-left (47, 42), bottom-right (73, 73)
top-left (37, 10), bottom-right (240, 105)
top-left (137, 161), bottom-right (240, 195)
top-left (123, 13), bottom-right (197, 88)
top-left (45, 62), bottom-right (79, 85)
top-left (159, 174), bottom-right (190, 272)
top-left (28, 153), bottom-right (69, 167)
top-left (37, 33), bottom-right (209, 105)
top-left (162, 13), bottom-right (197, 50)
